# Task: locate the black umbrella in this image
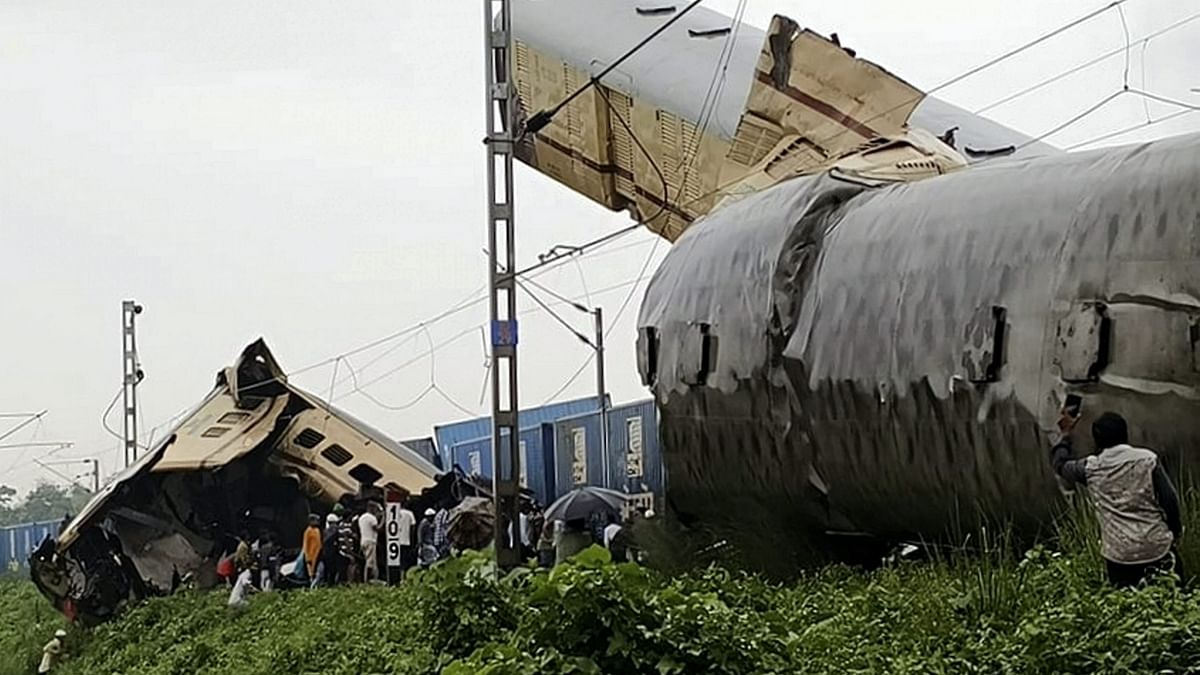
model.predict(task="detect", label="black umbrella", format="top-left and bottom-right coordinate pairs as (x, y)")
top-left (447, 497), bottom-right (495, 551)
top-left (544, 486), bottom-right (627, 522)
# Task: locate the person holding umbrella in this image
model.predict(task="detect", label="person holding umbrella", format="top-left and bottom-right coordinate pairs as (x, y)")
top-left (556, 519), bottom-right (592, 564)
top-left (544, 486), bottom-right (627, 565)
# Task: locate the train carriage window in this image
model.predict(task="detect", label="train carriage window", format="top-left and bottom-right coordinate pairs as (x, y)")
top-left (1054, 302), bottom-right (1110, 382)
top-left (348, 463), bottom-right (383, 486)
top-left (699, 324), bottom-right (718, 384)
top-left (682, 323), bottom-right (718, 387)
top-left (962, 305), bottom-right (1007, 383)
top-left (294, 428), bottom-right (326, 449)
top-left (320, 444), bottom-right (354, 467)
top-left (637, 327), bottom-right (659, 386)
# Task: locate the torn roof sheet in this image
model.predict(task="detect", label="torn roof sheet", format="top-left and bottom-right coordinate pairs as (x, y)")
top-left (511, 0), bottom-right (1057, 161)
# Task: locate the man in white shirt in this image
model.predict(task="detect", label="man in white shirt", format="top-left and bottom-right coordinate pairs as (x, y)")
top-left (358, 505), bottom-right (380, 583)
top-left (397, 502), bottom-right (416, 577)
top-left (603, 515), bottom-right (623, 549)
top-left (228, 568), bottom-right (256, 610)
top-left (37, 629), bottom-right (66, 674)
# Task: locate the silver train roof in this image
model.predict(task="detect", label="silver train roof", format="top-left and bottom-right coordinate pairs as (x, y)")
top-left (511, 0), bottom-right (1057, 161)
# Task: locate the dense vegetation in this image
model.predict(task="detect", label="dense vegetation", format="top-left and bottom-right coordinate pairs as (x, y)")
top-left (0, 482), bottom-right (92, 527)
top-left (1, 540), bottom-right (1197, 673)
top-left (5, 494), bottom-right (1200, 674)
top-left (0, 576), bottom-right (71, 675)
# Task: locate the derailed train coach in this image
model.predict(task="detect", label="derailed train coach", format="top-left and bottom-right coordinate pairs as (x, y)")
top-left (30, 340), bottom-right (445, 623)
top-left (636, 132), bottom-right (1200, 561)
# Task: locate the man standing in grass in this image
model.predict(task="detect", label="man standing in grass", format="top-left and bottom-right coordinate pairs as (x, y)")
top-left (37, 629), bottom-right (66, 674)
top-left (1051, 409), bottom-right (1184, 587)
top-left (302, 514), bottom-right (322, 587)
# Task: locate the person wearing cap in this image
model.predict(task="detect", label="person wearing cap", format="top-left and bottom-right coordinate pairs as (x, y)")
top-left (1052, 408), bottom-right (1184, 587)
top-left (319, 513), bottom-right (346, 586)
top-left (417, 508), bottom-right (437, 567)
top-left (37, 629), bottom-right (66, 674)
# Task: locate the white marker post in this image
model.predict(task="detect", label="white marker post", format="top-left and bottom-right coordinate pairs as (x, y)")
top-left (385, 489), bottom-right (403, 585)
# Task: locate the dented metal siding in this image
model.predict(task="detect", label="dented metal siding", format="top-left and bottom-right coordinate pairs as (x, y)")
top-left (638, 132), bottom-right (1200, 545)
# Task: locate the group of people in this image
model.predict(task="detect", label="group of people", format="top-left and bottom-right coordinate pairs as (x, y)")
top-left (223, 496), bottom-right (459, 609)
top-left (520, 502), bottom-right (654, 568)
top-left (213, 403), bottom-right (1191, 612)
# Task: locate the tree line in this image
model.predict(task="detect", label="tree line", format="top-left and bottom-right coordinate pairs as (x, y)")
top-left (0, 483), bottom-right (92, 528)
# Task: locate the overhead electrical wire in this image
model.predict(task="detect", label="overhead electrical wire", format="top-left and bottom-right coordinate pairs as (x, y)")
top-left (516, 279), bottom-right (595, 348)
top-left (811, 0), bottom-right (1134, 153)
top-left (973, 9), bottom-right (1200, 114)
top-left (0, 410), bottom-right (47, 444)
top-left (675, 0), bottom-right (749, 196)
top-left (1017, 88), bottom-right (1200, 150)
top-left (524, 86), bottom-right (671, 405)
top-left (523, 0), bottom-right (706, 135)
top-left (1065, 108), bottom-right (1198, 149)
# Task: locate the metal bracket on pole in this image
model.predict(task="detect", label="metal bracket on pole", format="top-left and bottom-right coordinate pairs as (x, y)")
top-left (485, 0), bottom-right (521, 569)
top-left (121, 300), bottom-right (143, 468)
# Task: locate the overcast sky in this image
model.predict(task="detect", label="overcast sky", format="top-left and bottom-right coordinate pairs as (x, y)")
top-left (1, 0), bottom-right (1197, 496)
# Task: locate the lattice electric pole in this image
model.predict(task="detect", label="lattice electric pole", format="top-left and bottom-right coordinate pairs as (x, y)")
top-left (121, 300), bottom-right (144, 468)
top-left (485, 0), bottom-right (521, 569)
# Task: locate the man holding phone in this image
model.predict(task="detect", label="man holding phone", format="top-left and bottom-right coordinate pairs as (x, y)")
top-left (1050, 403), bottom-right (1184, 587)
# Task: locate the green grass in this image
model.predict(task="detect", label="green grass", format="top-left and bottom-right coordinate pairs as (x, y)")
top-left (0, 575), bottom-right (71, 675)
top-left (5, 494), bottom-right (1200, 674)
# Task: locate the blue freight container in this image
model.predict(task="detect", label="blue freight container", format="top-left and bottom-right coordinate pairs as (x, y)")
top-left (552, 412), bottom-right (604, 496)
top-left (434, 396), bottom-right (607, 468)
top-left (551, 400), bottom-right (664, 512)
top-left (399, 436), bottom-right (441, 470)
top-left (447, 423), bottom-right (558, 505)
top-left (605, 399), bottom-right (663, 502)
top-left (1, 520), bottom-right (59, 571)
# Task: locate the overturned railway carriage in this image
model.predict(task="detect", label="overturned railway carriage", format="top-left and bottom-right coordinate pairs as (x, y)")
top-left (31, 340), bottom-right (441, 623)
top-left (636, 133), bottom-right (1200, 556)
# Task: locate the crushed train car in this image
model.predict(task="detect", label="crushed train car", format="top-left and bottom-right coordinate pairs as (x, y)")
top-left (30, 340), bottom-right (449, 623)
top-left (508, 0), bottom-right (1055, 241)
top-left (636, 131), bottom-right (1200, 561)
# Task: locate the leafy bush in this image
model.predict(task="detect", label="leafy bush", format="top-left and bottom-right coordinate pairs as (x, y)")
top-left (8, 515), bottom-right (1200, 674)
top-left (0, 575), bottom-right (71, 675)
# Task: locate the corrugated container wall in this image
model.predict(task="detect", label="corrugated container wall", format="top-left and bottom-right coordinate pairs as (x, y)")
top-left (607, 400), bottom-right (662, 504)
top-left (448, 423), bottom-right (559, 506)
top-left (1, 520), bottom-right (59, 571)
top-left (552, 400), bottom-right (663, 510)
top-left (434, 395), bottom-right (608, 469)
